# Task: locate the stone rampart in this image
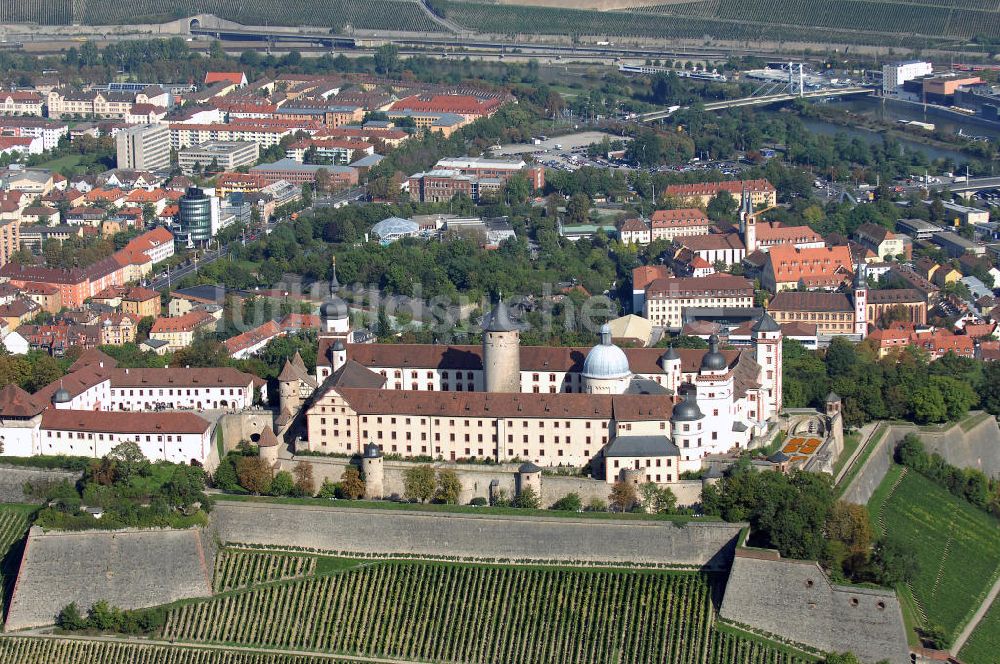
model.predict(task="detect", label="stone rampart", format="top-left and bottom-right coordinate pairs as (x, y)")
top-left (842, 414), bottom-right (1000, 505)
top-left (211, 501), bottom-right (743, 568)
top-left (0, 466), bottom-right (80, 504)
top-left (720, 549), bottom-right (910, 664)
top-left (4, 527), bottom-right (214, 631)
top-left (280, 455), bottom-right (703, 507)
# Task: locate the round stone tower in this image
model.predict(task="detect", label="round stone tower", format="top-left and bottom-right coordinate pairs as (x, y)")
top-left (671, 389), bottom-right (705, 474)
top-left (517, 462), bottom-right (542, 498)
top-left (482, 299), bottom-right (520, 393)
top-left (361, 443), bottom-right (384, 500)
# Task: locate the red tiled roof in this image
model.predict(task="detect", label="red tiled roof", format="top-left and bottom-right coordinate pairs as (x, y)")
top-left (0, 384), bottom-right (45, 418)
top-left (335, 387), bottom-right (672, 421)
top-left (223, 320), bottom-right (282, 354)
top-left (665, 178), bottom-right (775, 198)
top-left (150, 310), bottom-right (214, 334)
top-left (650, 208), bottom-right (710, 227)
top-left (41, 409), bottom-right (212, 435)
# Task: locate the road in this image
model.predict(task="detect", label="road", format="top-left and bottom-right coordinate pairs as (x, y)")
top-left (149, 186), bottom-right (365, 292)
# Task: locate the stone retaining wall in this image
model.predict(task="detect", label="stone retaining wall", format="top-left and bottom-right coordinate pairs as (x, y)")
top-left (842, 414), bottom-right (1000, 505)
top-left (210, 501), bottom-right (742, 567)
top-left (0, 466), bottom-right (80, 504)
top-left (280, 455), bottom-right (703, 508)
top-left (720, 550), bottom-right (909, 664)
top-left (4, 527), bottom-right (214, 631)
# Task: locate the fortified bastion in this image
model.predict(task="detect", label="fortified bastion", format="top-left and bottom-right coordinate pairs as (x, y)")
top-left (4, 527), bottom-right (214, 631)
top-left (210, 501), bottom-right (745, 567)
top-left (721, 546), bottom-right (909, 664)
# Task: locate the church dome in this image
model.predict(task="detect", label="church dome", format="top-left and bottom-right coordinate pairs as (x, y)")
top-left (52, 387), bottom-right (71, 404)
top-left (700, 334), bottom-right (728, 372)
top-left (583, 324), bottom-right (631, 379)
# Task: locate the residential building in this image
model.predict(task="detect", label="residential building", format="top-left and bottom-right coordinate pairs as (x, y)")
top-left (854, 223), bottom-right (907, 260)
top-left (0, 92), bottom-right (44, 116)
top-left (20, 284), bottom-right (61, 314)
top-left (663, 179), bottom-right (777, 208)
top-left (619, 209), bottom-right (711, 246)
top-left (642, 275), bottom-right (754, 330)
top-left (223, 320), bottom-right (283, 360)
top-left (631, 265), bottom-right (671, 313)
top-left (250, 159), bottom-right (357, 187)
top-left (148, 310), bottom-right (216, 351)
top-left (116, 123), bottom-right (171, 172)
top-left (96, 312), bottom-right (138, 345)
top-left (177, 141), bottom-right (259, 176)
top-left (762, 245), bottom-right (855, 292)
top-left (46, 89), bottom-right (135, 119)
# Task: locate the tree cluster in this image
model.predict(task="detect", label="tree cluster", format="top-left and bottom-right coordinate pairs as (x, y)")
top-left (896, 434), bottom-right (1000, 517)
top-left (783, 338), bottom-right (981, 427)
top-left (33, 442), bottom-right (210, 530)
top-left (702, 463), bottom-right (916, 587)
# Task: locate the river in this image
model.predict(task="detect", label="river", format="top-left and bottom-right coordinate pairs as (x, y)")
top-left (787, 96), bottom-right (999, 165)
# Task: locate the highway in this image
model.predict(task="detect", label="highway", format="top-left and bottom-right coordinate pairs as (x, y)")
top-left (149, 186), bottom-right (365, 292)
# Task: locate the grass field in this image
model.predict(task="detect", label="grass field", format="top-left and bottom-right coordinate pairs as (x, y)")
top-left (960, 596), bottom-right (1000, 664)
top-left (868, 464), bottom-right (1000, 645)
top-left (0, 505), bottom-right (35, 622)
top-left (165, 553), bottom-right (818, 664)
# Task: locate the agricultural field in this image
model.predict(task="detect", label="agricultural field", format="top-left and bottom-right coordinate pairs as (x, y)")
top-left (0, 637), bottom-right (375, 664)
top-left (0, 505), bottom-right (33, 621)
top-left (0, 0), bottom-right (72, 24)
top-left (868, 464), bottom-right (1000, 645)
top-left (213, 549), bottom-right (317, 592)
top-left (959, 596), bottom-right (1000, 664)
top-left (167, 557), bottom-right (817, 664)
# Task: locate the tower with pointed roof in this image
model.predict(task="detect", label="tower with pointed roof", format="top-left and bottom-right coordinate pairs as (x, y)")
top-left (752, 311), bottom-right (783, 419)
top-left (482, 297), bottom-right (520, 393)
top-left (853, 261), bottom-right (868, 338)
top-left (659, 345), bottom-right (682, 394)
top-left (739, 181), bottom-right (757, 253)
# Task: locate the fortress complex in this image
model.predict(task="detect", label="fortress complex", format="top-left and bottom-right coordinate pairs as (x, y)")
top-left (292, 293), bottom-right (783, 485)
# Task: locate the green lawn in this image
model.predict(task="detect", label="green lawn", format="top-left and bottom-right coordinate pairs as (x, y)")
top-left (960, 595), bottom-right (1000, 664)
top-left (34, 153), bottom-right (83, 173)
top-left (868, 465), bottom-right (1000, 644)
top-left (832, 432), bottom-right (860, 477)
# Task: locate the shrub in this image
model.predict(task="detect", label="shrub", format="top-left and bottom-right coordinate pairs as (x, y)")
top-left (269, 471), bottom-right (295, 497)
top-left (512, 486), bottom-right (540, 509)
top-left (339, 467), bottom-right (365, 500)
top-left (317, 478), bottom-right (338, 499)
top-left (469, 496), bottom-right (487, 506)
top-left (551, 493), bottom-right (582, 511)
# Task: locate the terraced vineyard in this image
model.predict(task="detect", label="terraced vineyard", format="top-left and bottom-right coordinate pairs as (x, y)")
top-left (213, 549), bottom-right (316, 592)
top-left (959, 596), bottom-right (1000, 664)
top-left (0, 638), bottom-right (372, 664)
top-left (639, 0), bottom-right (1000, 40)
top-left (869, 465), bottom-right (1000, 644)
top-left (0, 0), bottom-right (73, 24)
top-left (4, 0), bottom-right (445, 31)
top-left (0, 506), bottom-right (33, 621)
top-left (166, 559), bottom-right (817, 663)
top-left (435, 1), bottom-right (917, 46)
